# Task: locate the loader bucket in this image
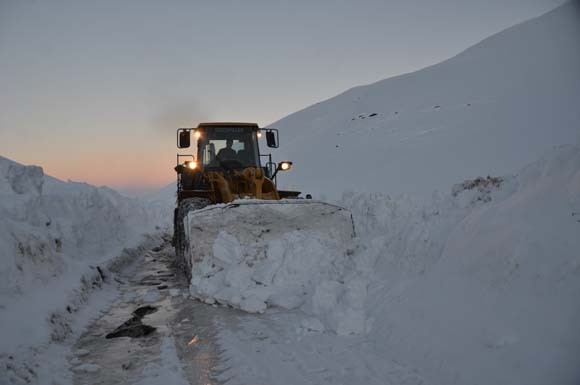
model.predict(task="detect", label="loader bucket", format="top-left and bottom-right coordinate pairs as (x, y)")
top-left (178, 200), bottom-right (356, 296)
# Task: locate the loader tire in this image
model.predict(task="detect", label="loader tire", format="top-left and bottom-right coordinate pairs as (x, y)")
top-left (173, 198), bottom-right (211, 280)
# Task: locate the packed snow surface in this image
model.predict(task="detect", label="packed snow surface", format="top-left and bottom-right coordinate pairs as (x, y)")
top-left (272, 1), bottom-right (580, 198)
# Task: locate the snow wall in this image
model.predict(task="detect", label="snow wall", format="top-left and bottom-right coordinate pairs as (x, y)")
top-left (0, 156), bottom-right (170, 300)
top-left (346, 144), bottom-right (580, 385)
top-left (0, 155), bottom-right (171, 362)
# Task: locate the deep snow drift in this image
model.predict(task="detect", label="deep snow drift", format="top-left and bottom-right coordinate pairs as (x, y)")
top-left (0, 155), bottom-right (170, 381)
top-left (355, 145), bottom-right (580, 384)
top-left (271, 1), bottom-right (580, 198)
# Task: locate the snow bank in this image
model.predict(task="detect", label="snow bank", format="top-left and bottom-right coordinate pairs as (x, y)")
top-left (184, 201), bottom-right (368, 334)
top-left (0, 155), bottom-right (170, 381)
top-left (348, 145), bottom-right (580, 385)
top-left (0, 156), bottom-right (168, 300)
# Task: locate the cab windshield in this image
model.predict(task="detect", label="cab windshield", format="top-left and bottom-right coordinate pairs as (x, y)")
top-left (199, 127), bottom-right (260, 169)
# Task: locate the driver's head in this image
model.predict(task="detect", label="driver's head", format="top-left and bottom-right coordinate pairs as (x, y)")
top-left (226, 139), bottom-right (233, 148)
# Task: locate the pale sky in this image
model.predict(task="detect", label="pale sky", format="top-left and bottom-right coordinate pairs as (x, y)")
top-left (0, 0), bottom-right (567, 192)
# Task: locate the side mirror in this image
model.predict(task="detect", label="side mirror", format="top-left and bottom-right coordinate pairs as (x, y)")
top-left (266, 131), bottom-right (277, 148)
top-left (178, 129), bottom-right (190, 148)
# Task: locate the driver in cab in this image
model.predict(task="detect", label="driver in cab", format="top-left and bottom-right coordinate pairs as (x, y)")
top-left (216, 139), bottom-right (237, 162)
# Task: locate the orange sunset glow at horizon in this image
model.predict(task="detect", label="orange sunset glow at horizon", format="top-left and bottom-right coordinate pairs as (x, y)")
top-left (0, 127), bottom-right (191, 193)
top-left (2, 147), bottom-right (177, 191)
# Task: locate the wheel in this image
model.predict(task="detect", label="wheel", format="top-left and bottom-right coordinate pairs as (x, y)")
top-left (173, 198), bottom-right (211, 281)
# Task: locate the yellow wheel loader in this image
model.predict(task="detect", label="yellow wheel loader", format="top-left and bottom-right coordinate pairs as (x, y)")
top-left (173, 122), bottom-right (354, 279)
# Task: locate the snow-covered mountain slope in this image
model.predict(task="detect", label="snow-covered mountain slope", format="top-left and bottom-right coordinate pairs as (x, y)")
top-left (272, 1), bottom-right (580, 198)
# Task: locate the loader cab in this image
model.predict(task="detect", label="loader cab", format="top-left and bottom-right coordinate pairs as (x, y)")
top-left (176, 122), bottom-right (299, 202)
top-left (177, 122), bottom-right (285, 179)
top-left (197, 125), bottom-right (261, 170)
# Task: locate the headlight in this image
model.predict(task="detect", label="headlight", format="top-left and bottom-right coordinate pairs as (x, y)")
top-left (194, 131), bottom-right (201, 139)
top-left (257, 130), bottom-right (262, 138)
top-left (185, 160), bottom-right (197, 170)
top-left (279, 161), bottom-right (292, 171)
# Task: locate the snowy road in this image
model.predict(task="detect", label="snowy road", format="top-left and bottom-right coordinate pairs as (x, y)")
top-left (66, 237), bottom-right (422, 385)
top-left (69, 239), bottom-right (228, 385)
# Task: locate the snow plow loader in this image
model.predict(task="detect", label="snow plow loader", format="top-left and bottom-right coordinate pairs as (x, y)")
top-left (172, 123), bottom-right (355, 282)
